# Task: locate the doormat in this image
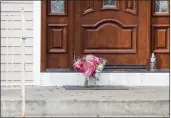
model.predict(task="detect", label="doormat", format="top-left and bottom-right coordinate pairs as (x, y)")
top-left (63, 85), bottom-right (129, 90)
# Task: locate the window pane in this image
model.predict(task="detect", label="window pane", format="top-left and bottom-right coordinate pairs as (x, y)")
top-left (103, 0), bottom-right (116, 6)
top-left (51, 0), bottom-right (64, 13)
top-left (156, 0), bottom-right (168, 12)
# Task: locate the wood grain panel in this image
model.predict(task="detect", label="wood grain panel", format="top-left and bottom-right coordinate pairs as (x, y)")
top-left (156, 29), bottom-right (166, 48)
top-left (81, 0), bottom-right (95, 15)
top-left (82, 19), bottom-right (137, 54)
top-left (47, 54), bottom-right (69, 68)
top-left (152, 25), bottom-right (169, 53)
top-left (124, 0), bottom-right (137, 15)
top-left (48, 24), bottom-right (68, 53)
top-left (155, 54), bottom-right (170, 69)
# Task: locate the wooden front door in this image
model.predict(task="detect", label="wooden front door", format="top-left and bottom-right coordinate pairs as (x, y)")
top-left (74, 1), bottom-right (149, 69)
top-left (41, 0), bottom-right (170, 71)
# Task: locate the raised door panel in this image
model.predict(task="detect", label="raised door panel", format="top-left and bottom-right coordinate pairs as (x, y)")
top-left (47, 24), bottom-right (68, 53)
top-left (152, 25), bottom-right (169, 53)
top-left (82, 19), bottom-right (137, 54)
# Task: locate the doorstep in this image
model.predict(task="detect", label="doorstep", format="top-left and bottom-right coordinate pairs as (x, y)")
top-left (45, 69), bottom-right (169, 73)
top-left (40, 72), bottom-right (169, 86)
top-left (1, 86), bottom-right (169, 117)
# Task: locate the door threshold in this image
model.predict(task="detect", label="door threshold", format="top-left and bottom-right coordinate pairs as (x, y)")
top-left (45, 69), bottom-right (169, 73)
top-left (46, 69), bottom-right (77, 73)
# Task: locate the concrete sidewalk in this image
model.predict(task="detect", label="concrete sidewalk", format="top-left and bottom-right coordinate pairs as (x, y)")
top-left (1, 86), bottom-right (169, 117)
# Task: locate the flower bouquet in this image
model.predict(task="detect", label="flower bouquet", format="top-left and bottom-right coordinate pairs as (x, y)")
top-left (73, 54), bottom-right (107, 87)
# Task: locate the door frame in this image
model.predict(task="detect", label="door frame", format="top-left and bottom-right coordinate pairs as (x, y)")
top-left (41, 0), bottom-right (47, 72)
top-left (33, 1), bottom-right (41, 85)
top-left (40, 0), bottom-right (152, 72)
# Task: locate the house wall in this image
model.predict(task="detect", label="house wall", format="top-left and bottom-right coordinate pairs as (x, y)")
top-left (33, 1), bottom-right (169, 87)
top-left (1, 1), bottom-right (34, 86)
top-left (1, 1), bottom-right (169, 87)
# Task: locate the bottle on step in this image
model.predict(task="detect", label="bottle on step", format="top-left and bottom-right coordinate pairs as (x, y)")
top-left (150, 53), bottom-right (156, 71)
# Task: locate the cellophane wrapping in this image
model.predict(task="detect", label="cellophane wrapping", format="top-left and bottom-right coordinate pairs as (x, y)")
top-left (73, 54), bottom-right (107, 79)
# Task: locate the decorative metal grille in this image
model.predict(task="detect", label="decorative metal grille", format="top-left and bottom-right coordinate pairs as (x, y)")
top-left (156, 0), bottom-right (168, 12)
top-left (103, 0), bottom-right (116, 6)
top-left (51, 0), bottom-right (64, 13)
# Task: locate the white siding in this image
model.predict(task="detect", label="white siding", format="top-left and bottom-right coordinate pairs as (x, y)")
top-left (1, 1), bottom-right (33, 86)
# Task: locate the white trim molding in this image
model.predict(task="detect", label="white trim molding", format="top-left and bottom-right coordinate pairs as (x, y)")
top-left (170, 7), bottom-right (171, 115)
top-left (33, 1), bottom-right (41, 85)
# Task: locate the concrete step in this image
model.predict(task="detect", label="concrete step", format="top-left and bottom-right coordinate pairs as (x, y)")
top-left (1, 86), bottom-right (169, 117)
top-left (39, 72), bottom-right (169, 86)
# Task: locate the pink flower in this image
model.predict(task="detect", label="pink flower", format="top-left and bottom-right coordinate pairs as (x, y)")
top-left (85, 55), bottom-right (100, 64)
top-left (73, 54), bottom-right (107, 78)
top-left (73, 59), bottom-right (84, 72)
top-left (83, 60), bottom-right (96, 78)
